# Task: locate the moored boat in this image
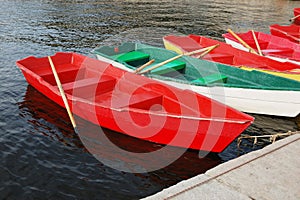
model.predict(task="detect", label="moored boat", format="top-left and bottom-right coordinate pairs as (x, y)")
top-left (163, 34), bottom-right (300, 81)
top-left (269, 24), bottom-right (300, 44)
top-left (222, 30), bottom-right (300, 65)
top-left (93, 42), bottom-right (300, 117)
top-left (16, 52), bottom-right (254, 153)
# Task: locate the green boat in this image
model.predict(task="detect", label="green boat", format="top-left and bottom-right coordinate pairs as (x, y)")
top-left (92, 42), bottom-right (300, 117)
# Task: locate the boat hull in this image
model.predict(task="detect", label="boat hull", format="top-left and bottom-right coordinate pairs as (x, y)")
top-left (17, 53), bottom-right (253, 152)
top-left (160, 80), bottom-right (300, 117)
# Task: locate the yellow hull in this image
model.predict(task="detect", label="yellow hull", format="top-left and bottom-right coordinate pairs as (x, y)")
top-left (239, 67), bottom-right (300, 82)
top-left (163, 40), bottom-right (185, 54)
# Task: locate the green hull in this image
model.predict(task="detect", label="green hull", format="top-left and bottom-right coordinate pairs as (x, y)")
top-left (93, 42), bottom-right (300, 91)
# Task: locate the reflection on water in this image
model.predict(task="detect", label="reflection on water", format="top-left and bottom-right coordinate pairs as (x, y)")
top-left (14, 86), bottom-right (221, 199)
top-left (1, 0), bottom-right (300, 199)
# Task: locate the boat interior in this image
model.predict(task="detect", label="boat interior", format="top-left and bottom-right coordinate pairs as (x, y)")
top-left (222, 31), bottom-right (297, 59)
top-left (18, 53), bottom-right (203, 115)
top-left (100, 47), bottom-right (229, 85)
top-left (270, 24), bottom-right (300, 43)
top-left (94, 43), bottom-right (300, 90)
top-left (165, 35), bottom-right (300, 74)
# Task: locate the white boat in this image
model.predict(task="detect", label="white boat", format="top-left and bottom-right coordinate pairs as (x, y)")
top-left (92, 42), bottom-right (300, 117)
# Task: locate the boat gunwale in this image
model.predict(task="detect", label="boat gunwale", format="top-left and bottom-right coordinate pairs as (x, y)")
top-left (17, 53), bottom-right (254, 125)
top-left (93, 42), bottom-right (300, 92)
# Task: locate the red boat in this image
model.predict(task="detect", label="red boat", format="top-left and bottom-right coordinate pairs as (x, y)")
top-left (293, 8), bottom-right (300, 25)
top-left (269, 24), bottom-right (300, 44)
top-left (163, 34), bottom-right (300, 80)
top-left (16, 52), bottom-right (254, 153)
top-left (222, 30), bottom-right (300, 64)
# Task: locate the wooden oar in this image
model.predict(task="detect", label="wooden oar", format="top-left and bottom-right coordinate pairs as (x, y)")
top-left (227, 29), bottom-right (258, 55)
top-left (289, 68), bottom-right (300, 73)
top-left (48, 56), bottom-right (78, 133)
top-left (196, 44), bottom-right (220, 59)
top-left (289, 14), bottom-right (300, 22)
top-left (134, 59), bottom-right (155, 74)
top-left (251, 30), bottom-right (263, 56)
top-left (138, 46), bottom-right (217, 74)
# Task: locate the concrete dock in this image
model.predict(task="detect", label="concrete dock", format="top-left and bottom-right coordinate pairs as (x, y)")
top-left (143, 134), bottom-right (300, 200)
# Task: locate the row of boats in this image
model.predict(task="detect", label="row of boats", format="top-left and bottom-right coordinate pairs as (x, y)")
top-left (16, 8), bottom-right (300, 153)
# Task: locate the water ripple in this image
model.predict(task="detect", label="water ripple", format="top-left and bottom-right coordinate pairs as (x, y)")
top-left (1, 0), bottom-right (299, 199)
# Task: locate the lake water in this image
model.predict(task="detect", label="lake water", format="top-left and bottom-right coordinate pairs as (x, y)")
top-left (1, 0), bottom-right (299, 199)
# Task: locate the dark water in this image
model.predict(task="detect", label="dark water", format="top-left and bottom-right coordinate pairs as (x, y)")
top-left (1, 0), bottom-right (299, 199)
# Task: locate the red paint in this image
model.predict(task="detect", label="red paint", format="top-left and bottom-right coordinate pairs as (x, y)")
top-left (222, 30), bottom-right (300, 63)
top-left (164, 34), bottom-right (300, 73)
top-left (269, 24), bottom-right (300, 44)
top-left (293, 8), bottom-right (300, 25)
top-left (16, 52), bottom-right (254, 152)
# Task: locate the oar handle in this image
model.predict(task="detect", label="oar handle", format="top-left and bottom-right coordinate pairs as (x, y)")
top-left (134, 59), bottom-right (155, 73)
top-left (227, 29), bottom-right (258, 55)
top-left (197, 44), bottom-right (219, 58)
top-left (48, 56), bottom-right (78, 132)
top-left (251, 30), bottom-right (263, 56)
top-left (138, 46), bottom-right (217, 74)
top-left (183, 46), bottom-right (214, 56)
top-left (138, 54), bottom-right (183, 74)
top-left (290, 14), bottom-right (300, 21)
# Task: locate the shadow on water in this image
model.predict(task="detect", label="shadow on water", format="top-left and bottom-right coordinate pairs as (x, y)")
top-left (15, 83), bottom-right (299, 199)
top-left (15, 85), bottom-right (221, 199)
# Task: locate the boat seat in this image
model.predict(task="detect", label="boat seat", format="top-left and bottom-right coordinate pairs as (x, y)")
top-left (41, 66), bottom-right (87, 85)
top-left (98, 90), bottom-right (163, 110)
top-left (62, 76), bottom-right (116, 97)
top-left (128, 92), bottom-right (163, 110)
top-left (203, 53), bottom-right (234, 65)
top-left (192, 73), bottom-right (227, 85)
top-left (112, 50), bottom-right (186, 75)
top-left (111, 51), bottom-right (150, 67)
top-left (262, 48), bottom-right (293, 56)
top-left (145, 60), bottom-right (186, 75)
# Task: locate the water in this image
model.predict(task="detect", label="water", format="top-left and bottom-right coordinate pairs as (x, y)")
top-left (1, 0), bottom-right (299, 199)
